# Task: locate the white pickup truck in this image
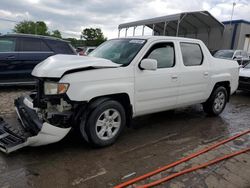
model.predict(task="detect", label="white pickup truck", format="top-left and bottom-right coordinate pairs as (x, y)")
top-left (0, 36), bottom-right (239, 153)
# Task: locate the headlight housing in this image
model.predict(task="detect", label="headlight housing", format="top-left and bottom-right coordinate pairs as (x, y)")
top-left (44, 82), bottom-right (70, 95)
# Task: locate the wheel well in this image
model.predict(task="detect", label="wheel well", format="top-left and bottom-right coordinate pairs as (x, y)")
top-left (89, 93), bottom-right (133, 127)
top-left (213, 81), bottom-right (231, 101)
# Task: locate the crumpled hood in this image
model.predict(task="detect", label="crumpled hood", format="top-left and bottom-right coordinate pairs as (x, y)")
top-left (32, 54), bottom-right (120, 78)
top-left (239, 68), bottom-right (250, 78)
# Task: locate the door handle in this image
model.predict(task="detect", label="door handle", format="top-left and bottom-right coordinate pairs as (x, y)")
top-left (204, 72), bottom-right (209, 76)
top-left (6, 56), bottom-right (15, 60)
top-left (171, 75), bottom-right (178, 79)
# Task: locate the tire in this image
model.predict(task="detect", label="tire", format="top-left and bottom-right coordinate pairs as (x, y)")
top-left (84, 100), bottom-right (126, 147)
top-left (203, 86), bottom-right (228, 116)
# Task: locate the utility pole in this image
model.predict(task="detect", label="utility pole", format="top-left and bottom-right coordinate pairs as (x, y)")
top-left (230, 2), bottom-right (236, 28)
top-left (35, 21), bottom-right (37, 35)
top-left (230, 2), bottom-right (236, 49)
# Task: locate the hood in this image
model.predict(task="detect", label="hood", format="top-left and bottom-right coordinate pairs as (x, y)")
top-left (239, 67), bottom-right (250, 78)
top-left (32, 54), bottom-right (120, 78)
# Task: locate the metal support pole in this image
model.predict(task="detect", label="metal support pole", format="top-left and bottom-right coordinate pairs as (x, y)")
top-left (118, 29), bottom-right (121, 38)
top-left (176, 20), bottom-right (180, 36)
top-left (163, 22), bottom-right (168, 36)
top-left (142, 25), bottom-right (145, 36)
top-left (176, 13), bottom-right (187, 37)
top-left (133, 26), bottom-right (137, 36)
top-left (207, 28), bottom-right (210, 47)
top-left (152, 24), bottom-right (155, 35)
top-left (125, 28), bottom-right (128, 37)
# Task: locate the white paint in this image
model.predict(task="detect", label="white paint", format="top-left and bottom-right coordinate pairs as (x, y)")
top-left (27, 122), bottom-right (71, 146)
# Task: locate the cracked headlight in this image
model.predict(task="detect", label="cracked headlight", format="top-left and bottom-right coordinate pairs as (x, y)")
top-left (44, 82), bottom-right (70, 95)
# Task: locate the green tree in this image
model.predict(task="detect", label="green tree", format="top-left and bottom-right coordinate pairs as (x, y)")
top-left (81, 28), bottom-right (107, 46)
top-left (51, 30), bottom-right (62, 38)
top-left (13, 21), bottom-right (49, 35)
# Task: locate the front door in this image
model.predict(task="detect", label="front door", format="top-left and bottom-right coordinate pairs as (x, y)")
top-left (0, 37), bottom-right (20, 82)
top-left (134, 41), bottom-right (179, 116)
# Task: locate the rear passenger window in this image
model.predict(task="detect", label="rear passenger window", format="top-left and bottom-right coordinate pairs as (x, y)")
top-left (47, 41), bottom-right (73, 54)
top-left (19, 38), bottom-right (50, 51)
top-left (145, 43), bottom-right (175, 68)
top-left (180, 43), bottom-right (203, 66)
top-left (40, 41), bottom-right (51, 51)
top-left (0, 38), bottom-right (16, 52)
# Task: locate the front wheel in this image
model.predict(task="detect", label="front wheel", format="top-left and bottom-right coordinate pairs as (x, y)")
top-left (203, 86), bottom-right (228, 116)
top-left (84, 100), bottom-right (126, 147)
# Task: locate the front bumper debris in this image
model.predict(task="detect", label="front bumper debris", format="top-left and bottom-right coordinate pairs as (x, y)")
top-left (0, 95), bottom-right (71, 153)
top-left (0, 117), bottom-right (29, 153)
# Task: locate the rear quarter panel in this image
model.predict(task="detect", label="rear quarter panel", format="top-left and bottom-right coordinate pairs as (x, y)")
top-left (210, 57), bottom-right (239, 94)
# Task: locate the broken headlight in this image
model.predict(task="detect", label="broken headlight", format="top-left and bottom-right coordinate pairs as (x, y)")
top-left (44, 82), bottom-right (70, 95)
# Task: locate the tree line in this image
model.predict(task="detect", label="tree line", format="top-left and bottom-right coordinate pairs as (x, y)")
top-left (13, 20), bottom-right (107, 47)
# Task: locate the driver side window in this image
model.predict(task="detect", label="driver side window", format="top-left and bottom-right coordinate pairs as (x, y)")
top-left (145, 42), bottom-right (175, 68)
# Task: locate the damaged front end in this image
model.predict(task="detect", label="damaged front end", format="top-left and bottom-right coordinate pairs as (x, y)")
top-left (0, 79), bottom-right (83, 153)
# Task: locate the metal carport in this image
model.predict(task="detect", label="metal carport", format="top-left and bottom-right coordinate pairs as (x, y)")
top-left (118, 11), bottom-right (225, 50)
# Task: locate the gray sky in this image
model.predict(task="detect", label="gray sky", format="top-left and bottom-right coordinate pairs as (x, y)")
top-left (0, 0), bottom-right (249, 39)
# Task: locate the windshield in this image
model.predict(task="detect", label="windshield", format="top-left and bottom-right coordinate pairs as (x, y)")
top-left (244, 62), bottom-right (250, 68)
top-left (89, 39), bottom-right (146, 65)
top-left (214, 50), bottom-right (234, 59)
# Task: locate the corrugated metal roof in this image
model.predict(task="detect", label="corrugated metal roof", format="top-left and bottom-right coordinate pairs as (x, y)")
top-left (118, 11), bottom-right (224, 36)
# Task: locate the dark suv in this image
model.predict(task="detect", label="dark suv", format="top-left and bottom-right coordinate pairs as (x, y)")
top-left (0, 34), bottom-right (76, 86)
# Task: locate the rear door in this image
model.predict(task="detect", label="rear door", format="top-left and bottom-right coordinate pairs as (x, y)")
top-left (177, 42), bottom-right (210, 106)
top-left (0, 37), bottom-right (20, 82)
top-left (17, 37), bottom-right (54, 79)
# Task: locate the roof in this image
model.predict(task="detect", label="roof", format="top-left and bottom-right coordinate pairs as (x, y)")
top-left (222, 19), bottom-right (250, 25)
top-left (117, 35), bottom-right (203, 43)
top-left (118, 11), bottom-right (224, 36)
top-left (1, 33), bottom-right (68, 42)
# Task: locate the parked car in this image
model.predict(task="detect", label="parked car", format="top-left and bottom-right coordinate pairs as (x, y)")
top-left (209, 49), bottom-right (218, 56)
top-left (0, 36), bottom-right (239, 153)
top-left (214, 49), bottom-right (250, 65)
top-left (239, 62), bottom-right (250, 92)
top-left (0, 34), bottom-right (76, 86)
top-left (76, 46), bottom-right (96, 56)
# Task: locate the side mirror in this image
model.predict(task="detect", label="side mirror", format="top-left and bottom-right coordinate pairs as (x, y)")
top-left (140, 59), bottom-right (157, 71)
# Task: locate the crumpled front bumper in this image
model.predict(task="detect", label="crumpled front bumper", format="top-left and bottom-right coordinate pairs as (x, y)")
top-left (0, 95), bottom-right (71, 153)
top-left (15, 95), bottom-right (72, 147)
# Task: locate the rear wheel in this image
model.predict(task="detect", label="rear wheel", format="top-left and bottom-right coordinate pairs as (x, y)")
top-left (203, 86), bottom-right (228, 116)
top-left (84, 100), bottom-right (126, 147)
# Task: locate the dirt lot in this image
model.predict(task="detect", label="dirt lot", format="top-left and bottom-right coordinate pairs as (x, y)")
top-left (0, 88), bottom-right (249, 188)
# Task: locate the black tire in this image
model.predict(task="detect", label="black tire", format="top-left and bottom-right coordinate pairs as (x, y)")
top-left (84, 100), bottom-right (126, 147)
top-left (203, 86), bottom-right (228, 116)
